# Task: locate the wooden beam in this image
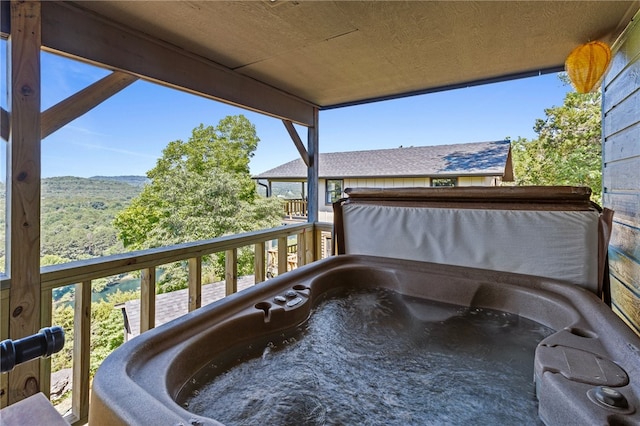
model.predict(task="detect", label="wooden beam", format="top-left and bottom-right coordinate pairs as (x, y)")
top-left (41, 71), bottom-right (138, 139)
top-left (40, 1), bottom-right (315, 126)
top-left (282, 120), bottom-right (310, 167)
top-left (8, 0), bottom-right (43, 404)
top-left (0, 107), bottom-right (8, 142)
top-left (307, 108), bottom-right (320, 222)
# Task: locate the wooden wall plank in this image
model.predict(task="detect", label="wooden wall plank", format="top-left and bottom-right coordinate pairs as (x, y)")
top-left (609, 248), bottom-right (640, 294)
top-left (604, 12), bottom-right (640, 339)
top-left (7, 0), bottom-right (42, 404)
top-left (603, 122), bottom-right (640, 163)
top-left (603, 88), bottom-right (640, 137)
top-left (603, 55), bottom-right (640, 114)
top-left (603, 192), bottom-right (640, 227)
top-left (609, 223), bottom-right (640, 261)
top-left (611, 275), bottom-right (640, 336)
top-left (603, 157), bottom-right (640, 192)
top-left (605, 16), bottom-right (640, 86)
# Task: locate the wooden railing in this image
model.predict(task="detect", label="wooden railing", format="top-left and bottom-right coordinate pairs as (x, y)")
top-left (0, 222), bottom-right (333, 425)
top-left (283, 198), bottom-right (308, 218)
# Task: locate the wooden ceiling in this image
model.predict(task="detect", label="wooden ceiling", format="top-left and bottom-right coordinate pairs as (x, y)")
top-left (3, 1), bottom-right (639, 124)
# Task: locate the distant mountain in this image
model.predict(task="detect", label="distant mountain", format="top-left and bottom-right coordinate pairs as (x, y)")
top-left (89, 175), bottom-right (150, 187)
top-left (41, 176), bottom-right (145, 199)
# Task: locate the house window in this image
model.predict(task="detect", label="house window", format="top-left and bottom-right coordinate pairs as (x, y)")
top-left (431, 177), bottom-right (458, 187)
top-left (326, 179), bottom-right (343, 204)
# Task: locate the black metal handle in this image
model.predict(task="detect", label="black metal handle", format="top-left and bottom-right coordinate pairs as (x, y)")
top-left (1, 326), bottom-right (65, 373)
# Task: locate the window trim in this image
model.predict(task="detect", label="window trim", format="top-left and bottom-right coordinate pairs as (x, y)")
top-left (325, 179), bottom-right (344, 204)
top-left (430, 177), bottom-right (458, 187)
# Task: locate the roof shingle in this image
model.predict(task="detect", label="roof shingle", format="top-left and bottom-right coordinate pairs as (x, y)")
top-left (253, 140), bottom-right (511, 179)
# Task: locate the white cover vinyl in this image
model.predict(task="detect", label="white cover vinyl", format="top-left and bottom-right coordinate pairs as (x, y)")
top-left (341, 204), bottom-right (600, 292)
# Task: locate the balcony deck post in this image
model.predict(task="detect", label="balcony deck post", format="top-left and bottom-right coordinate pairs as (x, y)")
top-left (307, 107), bottom-right (319, 223)
top-left (7, 0), bottom-right (43, 405)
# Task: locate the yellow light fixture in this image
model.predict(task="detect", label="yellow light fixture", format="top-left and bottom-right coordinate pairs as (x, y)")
top-left (565, 41), bottom-right (612, 93)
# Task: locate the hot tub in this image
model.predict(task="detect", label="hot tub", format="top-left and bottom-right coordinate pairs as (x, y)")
top-left (90, 255), bottom-right (640, 425)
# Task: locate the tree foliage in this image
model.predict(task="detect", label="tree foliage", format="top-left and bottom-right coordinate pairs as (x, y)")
top-left (512, 75), bottom-right (602, 203)
top-left (51, 290), bottom-right (140, 375)
top-left (114, 115), bottom-right (283, 290)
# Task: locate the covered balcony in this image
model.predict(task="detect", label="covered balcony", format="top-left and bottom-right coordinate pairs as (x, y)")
top-left (1, 1), bottom-right (639, 424)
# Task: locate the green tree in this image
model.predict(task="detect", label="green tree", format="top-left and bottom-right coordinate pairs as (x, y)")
top-left (512, 75), bottom-right (602, 204)
top-left (114, 115), bottom-right (283, 291)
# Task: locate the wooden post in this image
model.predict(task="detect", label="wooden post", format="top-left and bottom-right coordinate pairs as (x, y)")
top-left (307, 108), bottom-right (319, 223)
top-left (140, 267), bottom-right (156, 331)
top-left (188, 258), bottom-right (201, 311)
top-left (7, 0), bottom-right (43, 404)
top-left (254, 242), bottom-right (266, 284)
top-left (225, 249), bottom-right (237, 295)
top-left (72, 280), bottom-right (91, 424)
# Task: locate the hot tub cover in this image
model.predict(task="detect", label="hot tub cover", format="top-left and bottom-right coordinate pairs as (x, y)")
top-left (334, 186), bottom-right (613, 295)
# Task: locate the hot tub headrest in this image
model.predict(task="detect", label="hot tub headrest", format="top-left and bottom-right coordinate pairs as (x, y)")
top-left (333, 186), bottom-right (613, 296)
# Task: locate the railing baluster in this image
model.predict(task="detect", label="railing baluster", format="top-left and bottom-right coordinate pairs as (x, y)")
top-left (314, 227), bottom-right (323, 261)
top-left (140, 267), bottom-right (156, 332)
top-left (0, 288), bottom-right (9, 408)
top-left (254, 242), bottom-right (266, 284)
top-left (188, 258), bottom-right (202, 311)
top-left (2, 223), bottom-right (329, 418)
top-left (225, 249), bottom-right (237, 295)
top-left (297, 231), bottom-right (306, 268)
top-left (278, 236), bottom-right (288, 275)
top-left (71, 280), bottom-right (91, 424)
top-left (39, 288), bottom-right (53, 399)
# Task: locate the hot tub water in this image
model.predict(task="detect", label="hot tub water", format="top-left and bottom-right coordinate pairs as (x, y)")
top-left (179, 288), bottom-right (553, 425)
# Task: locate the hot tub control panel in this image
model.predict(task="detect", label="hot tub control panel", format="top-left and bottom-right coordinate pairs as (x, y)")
top-left (273, 289), bottom-right (306, 308)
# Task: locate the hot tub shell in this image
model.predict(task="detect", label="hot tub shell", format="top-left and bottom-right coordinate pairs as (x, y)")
top-left (90, 255), bottom-right (640, 425)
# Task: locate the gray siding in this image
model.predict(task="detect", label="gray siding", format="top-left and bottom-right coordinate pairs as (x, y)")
top-left (603, 12), bottom-right (640, 336)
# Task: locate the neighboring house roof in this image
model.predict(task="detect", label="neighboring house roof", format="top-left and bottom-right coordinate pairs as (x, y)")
top-left (119, 276), bottom-right (255, 341)
top-left (253, 140), bottom-right (513, 181)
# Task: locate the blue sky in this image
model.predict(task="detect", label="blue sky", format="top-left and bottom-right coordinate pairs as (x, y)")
top-left (1, 44), bottom-right (572, 179)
